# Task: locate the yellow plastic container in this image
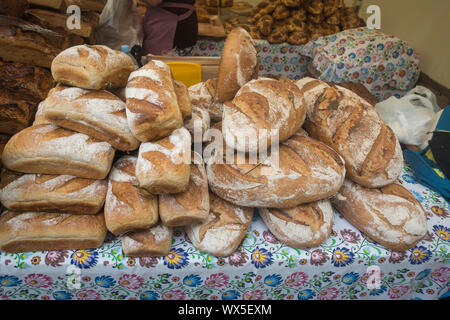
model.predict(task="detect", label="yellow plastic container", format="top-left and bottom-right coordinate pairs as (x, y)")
top-left (166, 62), bottom-right (202, 88)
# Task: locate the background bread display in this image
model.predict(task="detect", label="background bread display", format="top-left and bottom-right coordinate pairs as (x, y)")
top-left (0, 169), bottom-right (107, 214)
top-left (125, 60), bottom-right (184, 142)
top-left (0, 211), bottom-right (107, 253)
top-left (259, 198), bottom-right (334, 248)
top-left (331, 180), bottom-right (428, 251)
top-left (42, 85), bottom-right (140, 151)
top-left (104, 156), bottom-right (158, 236)
top-left (295, 77), bottom-right (404, 188)
top-left (2, 124), bottom-right (115, 179)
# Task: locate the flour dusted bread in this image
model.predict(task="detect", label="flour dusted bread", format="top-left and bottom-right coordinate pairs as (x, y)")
top-left (0, 169), bottom-right (107, 214)
top-left (136, 127), bottom-right (191, 195)
top-left (0, 211), bottom-right (107, 253)
top-left (122, 221), bottom-right (173, 257)
top-left (207, 129), bottom-right (346, 208)
top-left (185, 192), bottom-right (253, 257)
top-left (184, 106), bottom-right (211, 142)
top-left (217, 27), bottom-right (258, 103)
top-left (295, 77), bottom-right (403, 188)
top-left (42, 85), bottom-right (140, 151)
top-left (33, 102), bottom-right (50, 125)
top-left (222, 77), bottom-right (306, 153)
top-left (332, 180), bottom-right (427, 251)
top-left (2, 124), bottom-right (115, 179)
top-left (188, 78), bottom-right (224, 122)
top-left (51, 44), bottom-right (135, 90)
top-left (159, 152), bottom-right (209, 227)
top-left (125, 60), bottom-right (183, 142)
top-left (174, 80), bottom-right (192, 120)
top-left (259, 199), bottom-right (334, 248)
top-left (104, 156), bottom-right (158, 236)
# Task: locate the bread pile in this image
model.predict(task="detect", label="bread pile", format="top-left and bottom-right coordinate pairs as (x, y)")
top-left (0, 27), bottom-right (427, 257)
top-left (238, 0), bottom-right (365, 44)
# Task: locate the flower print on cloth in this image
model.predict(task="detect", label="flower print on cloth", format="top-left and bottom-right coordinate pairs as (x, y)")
top-left (0, 276), bottom-right (21, 287)
top-left (71, 249), bottom-right (98, 269)
top-left (118, 274), bottom-right (144, 290)
top-left (409, 246), bottom-right (432, 265)
top-left (164, 248), bottom-right (189, 269)
top-left (264, 274), bottom-right (282, 287)
top-left (95, 276), bottom-right (116, 288)
top-left (53, 291), bottom-right (74, 300)
top-left (183, 275), bottom-right (202, 287)
top-left (205, 273), bottom-right (229, 288)
top-left (299, 27), bottom-right (421, 101)
top-left (24, 274), bottom-right (52, 288)
top-left (284, 272), bottom-right (308, 287)
top-left (251, 248), bottom-right (274, 269)
top-left (331, 248), bottom-right (354, 267)
top-left (45, 251), bottom-right (68, 267)
top-left (140, 291), bottom-right (159, 300)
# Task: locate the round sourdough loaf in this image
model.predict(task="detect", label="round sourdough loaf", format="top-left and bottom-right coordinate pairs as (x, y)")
top-left (331, 179), bottom-right (427, 251)
top-left (188, 78), bottom-right (224, 122)
top-left (259, 199), bottom-right (334, 248)
top-left (295, 77), bottom-right (403, 188)
top-left (185, 192), bottom-right (253, 257)
top-left (206, 129), bottom-right (346, 208)
top-left (216, 27), bottom-right (258, 103)
top-left (222, 77), bottom-right (306, 153)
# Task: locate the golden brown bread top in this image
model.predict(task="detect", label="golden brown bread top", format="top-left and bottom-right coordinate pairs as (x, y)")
top-left (173, 80), bottom-right (192, 120)
top-left (269, 202), bottom-right (325, 235)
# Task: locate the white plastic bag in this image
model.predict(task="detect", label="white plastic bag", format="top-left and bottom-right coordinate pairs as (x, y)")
top-left (94, 0), bottom-right (143, 50)
top-left (375, 86), bottom-right (441, 149)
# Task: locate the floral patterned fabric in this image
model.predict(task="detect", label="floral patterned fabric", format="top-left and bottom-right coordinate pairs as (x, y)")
top-left (0, 164), bottom-right (448, 300)
top-left (299, 27), bottom-right (421, 101)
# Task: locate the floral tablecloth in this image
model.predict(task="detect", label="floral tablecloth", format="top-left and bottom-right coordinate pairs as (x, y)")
top-left (0, 164), bottom-right (448, 301)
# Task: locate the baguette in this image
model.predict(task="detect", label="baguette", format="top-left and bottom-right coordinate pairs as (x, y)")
top-left (0, 211), bottom-right (107, 253)
top-left (295, 77), bottom-right (403, 188)
top-left (51, 44), bottom-right (135, 90)
top-left (42, 85), bottom-right (140, 151)
top-left (2, 124), bottom-right (115, 179)
top-left (207, 129), bottom-right (346, 208)
top-left (125, 60), bottom-right (183, 142)
top-left (259, 199), bottom-right (334, 248)
top-left (0, 169), bottom-right (107, 214)
top-left (216, 27), bottom-right (258, 103)
top-left (331, 179), bottom-right (427, 251)
top-left (136, 127), bottom-right (191, 195)
top-left (159, 152), bottom-right (209, 227)
top-left (222, 77), bottom-right (306, 153)
top-left (104, 156), bottom-right (158, 235)
top-left (185, 192), bottom-right (253, 257)
top-left (122, 221), bottom-right (172, 257)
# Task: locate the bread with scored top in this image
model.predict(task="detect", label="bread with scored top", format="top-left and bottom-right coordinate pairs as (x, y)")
top-left (122, 221), bottom-right (173, 257)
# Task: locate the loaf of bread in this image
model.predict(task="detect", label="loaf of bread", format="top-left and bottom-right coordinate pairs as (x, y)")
top-left (222, 77), bottom-right (306, 153)
top-left (0, 211), bottom-right (107, 253)
top-left (185, 192), bottom-right (253, 257)
top-left (332, 179), bottom-right (427, 251)
top-left (2, 124), bottom-right (115, 179)
top-left (51, 44), bottom-right (135, 90)
top-left (42, 85), bottom-right (140, 151)
top-left (33, 102), bottom-right (50, 125)
top-left (0, 90), bottom-right (37, 135)
top-left (125, 60), bottom-right (183, 142)
top-left (0, 60), bottom-right (53, 102)
top-left (23, 9), bottom-right (100, 38)
top-left (259, 199), bottom-right (334, 248)
top-left (216, 27), bottom-right (258, 103)
top-left (0, 168), bottom-right (107, 214)
top-left (0, 15), bottom-right (65, 68)
top-left (188, 78), bottom-right (224, 122)
top-left (174, 80), bottom-right (192, 120)
top-left (207, 128), bottom-right (346, 208)
top-left (184, 106), bottom-right (211, 142)
top-left (159, 152), bottom-right (209, 227)
top-left (0, 135), bottom-right (9, 169)
top-left (295, 77), bottom-right (403, 188)
top-left (122, 221), bottom-right (173, 257)
top-left (104, 155), bottom-right (158, 236)
top-left (136, 127), bottom-right (191, 195)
